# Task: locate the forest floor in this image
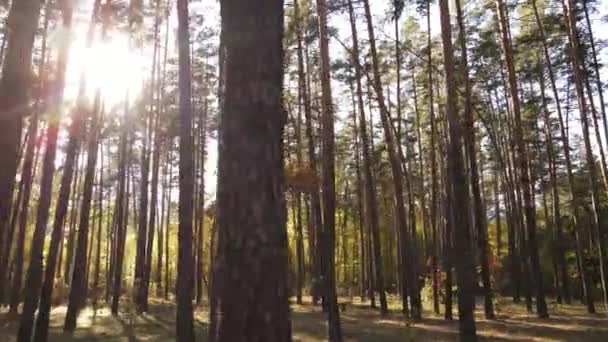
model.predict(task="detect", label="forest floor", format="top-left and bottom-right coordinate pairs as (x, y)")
top-left (0, 296), bottom-right (606, 341)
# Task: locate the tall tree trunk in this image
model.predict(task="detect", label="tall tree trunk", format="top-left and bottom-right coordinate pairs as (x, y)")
top-left (176, 0), bottom-right (195, 338)
top-left (165, 147), bottom-right (173, 299)
top-left (347, 0), bottom-right (379, 311)
top-left (195, 91), bottom-right (207, 305)
top-left (65, 152), bottom-right (82, 283)
top-left (293, 0), bottom-right (306, 306)
top-left (33, 1), bottom-right (103, 337)
top-left (93, 138), bottom-right (104, 299)
top-left (0, 0), bottom-right (42, 280)
top-left (439, 0), bottom-right (477, 338)
top-left (16, 1), bottom-right (71, 339)
top-left (413, 71), bottom-right (429, 265)
top-left (157, 12), bottom-right (170, 297)
top-left (537, 57), bottom-right (571, 304)
top-left (426, 1), bottom-right (440, 315)
top-left (362, 0), bottom-right (409, 317)
top-left (582, 0), bottom-right (608, 149)
top-left (584, 75), bottom-right (608, 191)
top-left (348, 78), bottom-right (366, 300)
top-left (494, 166), bottom-right (502, 258)
top-left (496, 0), bottom-right (548, 318)
top-left (314, 0), bottom-right (342, 336)
top-left (64, 92), bottom-right (101, 333)
top-left (4, 62), bottom-right (44, 311)
top-left (0, 9), bottom-right (48, 300)
top-left (134, 106), bottom-right (152, 313)
top-left (111, 95), bottom-right (130, 315)
top-left (297, 0), bottom-right (322, 305)
top-left (562, 0), bottom-right (608, 311)
top-left (440, 113), bottom-right (454, 321)
top-left (144, 110), bottom-right (162, 311)
top-left (212, 0), bottom-right (292, 341)
top-left (396, 12), bottom-right (414, 317)
top-left (454, 0), bottom-right (494, 319)
top-left (0, 27), bottom-right (7, 67)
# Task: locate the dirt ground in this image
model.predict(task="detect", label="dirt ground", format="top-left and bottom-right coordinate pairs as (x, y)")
top-left (1, 296), bottom-right (606, 341)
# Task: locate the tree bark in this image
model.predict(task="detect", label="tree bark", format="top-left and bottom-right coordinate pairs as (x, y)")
top-left (175, 0), bottom-right (195, 339)
top-left (314, 0), bottom-right (342, 337)
top-left (212, 0), bottom-right (292, 341)
top-left (362, 0), bottom-right (409, 317)
top-left (0, 0), bottom-right (41, 304)
top-left (16, 1), bottom-right (71, 339)
top-left (454, 0), bottom-right (494, 319)
top-left (562, 0), bottom-right (608, 311)
top-left (496, 0), bottom-right (548, 318)
top-left (293, 0), bottom-right (305, 305)
top-left (64, 92), bottom-right (101, 333)
top-left (111, 95), bottom-right (130, 315)
top-left (0, 0), bottom-right (42, 280)
top-left (439, 0), bottom-right (478, 338)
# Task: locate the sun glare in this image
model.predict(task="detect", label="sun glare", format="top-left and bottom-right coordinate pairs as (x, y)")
top-left (66, 32), bottom-right (146, 108)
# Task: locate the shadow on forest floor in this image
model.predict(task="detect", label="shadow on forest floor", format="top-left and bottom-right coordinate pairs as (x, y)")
top-left (0, 296), bottom-right (606, 341)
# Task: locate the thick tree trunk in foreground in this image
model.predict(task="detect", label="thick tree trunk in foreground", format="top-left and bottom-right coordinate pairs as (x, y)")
top-left (16, 2), bottom-right (71, 339)
top-left (175, 0), bottom-right (195, 340)
top-left (3, 9), bottom-right (48, 304)
top-left (0, 0), bottom-right (42, 302)
top-left (454, 0), bottom-right (494, 320)
top-left (439, 0), bottom-right (477, 339)
top-left (212, 0), bottom-right (291, 341)
top-left (316, 0), bottom-right (342, 338)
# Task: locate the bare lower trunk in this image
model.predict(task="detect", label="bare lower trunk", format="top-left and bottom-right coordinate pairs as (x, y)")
top-left (176, 0), bottom-right (195, 339)
top-left (213, 1), bottom-right (291, 341)
top-left (439, 0), bottom-right (477, 338)
top-left (0, 0), bottom-right (42, 303)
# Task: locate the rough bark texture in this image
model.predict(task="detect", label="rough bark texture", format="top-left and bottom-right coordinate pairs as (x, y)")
top-left (175, 0), bottom-right (195, 340)
top-left (454, 0), bottom-right (494, 320)
top-left (0, 0), bottom-right (42, 303)
top-left (16, 2), bottom-right (70, 340)
top-left (439, 0), bottom-right (478, 339)
top-left (316, 0), bottom-right (343, 338)
top-left (212, 0), bottom-right (291, 341)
